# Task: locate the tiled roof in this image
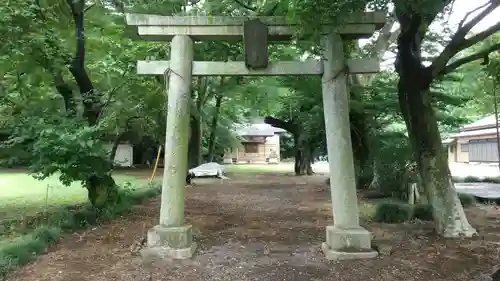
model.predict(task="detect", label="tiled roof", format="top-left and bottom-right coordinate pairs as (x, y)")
top-left (451, 127), bottom-right (499, 138)
top-left (462, 115), bottom-right (496, 131)
top-left (236, 123), bottom-right (286, 136)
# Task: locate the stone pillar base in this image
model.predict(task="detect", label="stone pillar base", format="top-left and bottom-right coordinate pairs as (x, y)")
top-left (141, 224), bottom-right (197, 260)
top-left (268, 158), bottom-right (279, 164)
top-left (321, 225), bottom-right (378, 260)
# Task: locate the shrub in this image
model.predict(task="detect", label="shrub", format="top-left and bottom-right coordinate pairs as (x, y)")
top-left (31, 227), bottom-right (61, 244)
top-left (458, 193), bottom-right (476, 208)
top-left (453, 176), bottom-right (500, 183)
top-left (0, 183), bottom-right (161, 276)
top-left (463, 176), bottom-right (481, 183)
top-left (374, 201), bottom-right (412, 223)
top-left (481, 177), bottom-right (500, 184)
top-left (412, 204), bottom-right (433, 221)
top-left (0, 227), bottom-right (59, 268)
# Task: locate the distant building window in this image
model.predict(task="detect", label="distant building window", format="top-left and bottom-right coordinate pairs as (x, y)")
top-left (450, 144), bottom-right (455, 153)
top-left (461, 143), bottom-right (469, 152)
top-left (244, 143), bottom-right (258, 153)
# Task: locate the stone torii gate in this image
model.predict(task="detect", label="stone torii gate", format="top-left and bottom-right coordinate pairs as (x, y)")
top-left (125, 13), bottom-right (385, 261)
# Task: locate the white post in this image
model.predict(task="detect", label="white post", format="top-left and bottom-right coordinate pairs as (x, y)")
top-left (144, 35), bottom-right (197, 260)
top-left (159, 35), bottom-right (193, 227)
top-left (320, 31), bottom-right (377, 260)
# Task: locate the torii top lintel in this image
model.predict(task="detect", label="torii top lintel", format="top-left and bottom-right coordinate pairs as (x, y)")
top-left (124, 12), bottom-right (386, 41)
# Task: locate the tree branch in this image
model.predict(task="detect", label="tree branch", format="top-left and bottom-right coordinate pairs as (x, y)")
top-left (441, 42), bottom-right (500, 75)
top-left (108, 0), bottom-right (125, 13)
top-left (264, 116), bottom-right (298, 135)
top-left (430, 1), bottom-right (500, 77)
top-left (84, 3), bottom-right (96, 13)
top-left (458, 2), bottom-right (491, 28)
top-left (232, 0), bottom-right (257, 11)
top-left (457, 20), bottom-right (500, 53)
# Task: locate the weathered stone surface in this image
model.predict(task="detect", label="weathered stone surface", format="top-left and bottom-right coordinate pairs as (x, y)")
top-left (137, 60), bottom-right (380, 76)
top-left (321, 31), bottom-right (361, 229)
top-left (243, 19), bottom-right (269, 69)
top-left (142, 224), bottom-right (197, 260)
top-left (125, 13), bottom-right (386, 27)
top-left (471, 265), bottom-right (500, 281)
top-left (159, 35), bottom-right (193, 227)
top-left (125, 13), bottom-right (386, 40)
top-left (321, 226), bottom-right (378, 260)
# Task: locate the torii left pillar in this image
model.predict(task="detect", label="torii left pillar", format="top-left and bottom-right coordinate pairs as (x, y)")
top-left (142, 35), bottom-right (197, 259)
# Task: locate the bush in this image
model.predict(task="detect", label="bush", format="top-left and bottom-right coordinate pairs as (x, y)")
top-left (463, 176), bottom-right (481, 183)
top-left (0, 183), bottom-right (161, 276)
top-left (453, 176), bottom-right (500, 183)
top-left (0, 226), bottom-right (61, 272)
top-left (458, 193), bottom-right (476, 208)
top-left (374, 201), bottom-right (412, 223)
top-left (481, 177), bottom-right (500, 183)
top-left (412, 204), bottom-right (433, 221)
top-left (372, 131), bottom-right (417, 201)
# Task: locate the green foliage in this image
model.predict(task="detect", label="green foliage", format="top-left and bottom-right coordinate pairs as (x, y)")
top-left (0, 226), bottom-right (61, 273)
top-left (0, 183), bottom-right (161, 276)
top-left (375, 132), bottom-right (415, 197)
top-left (0, 0), bottom-right (165, 206)
top-left (287, 0), bottom-right (389, 38)
top-left (480, 177), bottom-right (500, 184)
top-left (30, 121), bottom-right (110, 185)
top-left (452, 176), bottom-right (500, 183)
top-left (462, 176), bottom-right (482, 183)
top-left (365, 68), bottom-right (474, 198)
top-left (375, 202), bottom-right (436, 223)
top-left (412, 204), bottom-right (433, 221)
top-left (458, 193), bottom-right (476, 208)
top-left (374, 201), bottom-right (412, 223)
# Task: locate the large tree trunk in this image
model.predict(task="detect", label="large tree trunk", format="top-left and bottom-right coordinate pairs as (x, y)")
top-left (85, 174), bottom-right (119, 209)
top-left (67, 0), bottom-right (118, 207)
top-left (188, 77), bottom-right (210, 168)
top-left (399, 87), bottom-right (476, 237)
top-left (188, 116), bottom-right (203, 168)
top-left (264, 116), bottom-right (314, 176)
top-left (368, 159), bottom-right (381, 190)
top-left (395, 9), bottom-right (476, 237)
top-left (207, 95), bottom-right (223, 162)
top-left (293, 132), bottom-right (313, 175)
top-left (306, 146), bottom-right (314, 175)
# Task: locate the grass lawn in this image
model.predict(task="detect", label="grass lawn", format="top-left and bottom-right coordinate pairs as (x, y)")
top-left (0, 164), bottom-right (291, 221)
top-left (224, 163), bottom-right (293, 174)
top-left (0, 171), bottom-right (149, 221)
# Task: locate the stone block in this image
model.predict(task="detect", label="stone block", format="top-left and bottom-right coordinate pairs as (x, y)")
top-left (268, 157), bottom-right (279, 164)
top-left (321, 225), bottom-right (378, 260)
top-left (142, 224), bottom-right (197, 260)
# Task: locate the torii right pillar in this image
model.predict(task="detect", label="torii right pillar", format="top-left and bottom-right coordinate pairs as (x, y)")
top-left (320, 31), bottom-right (378, 260)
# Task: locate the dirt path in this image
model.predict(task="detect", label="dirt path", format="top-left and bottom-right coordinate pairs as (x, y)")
top-left (8, 173), bottom-right (500, 281)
